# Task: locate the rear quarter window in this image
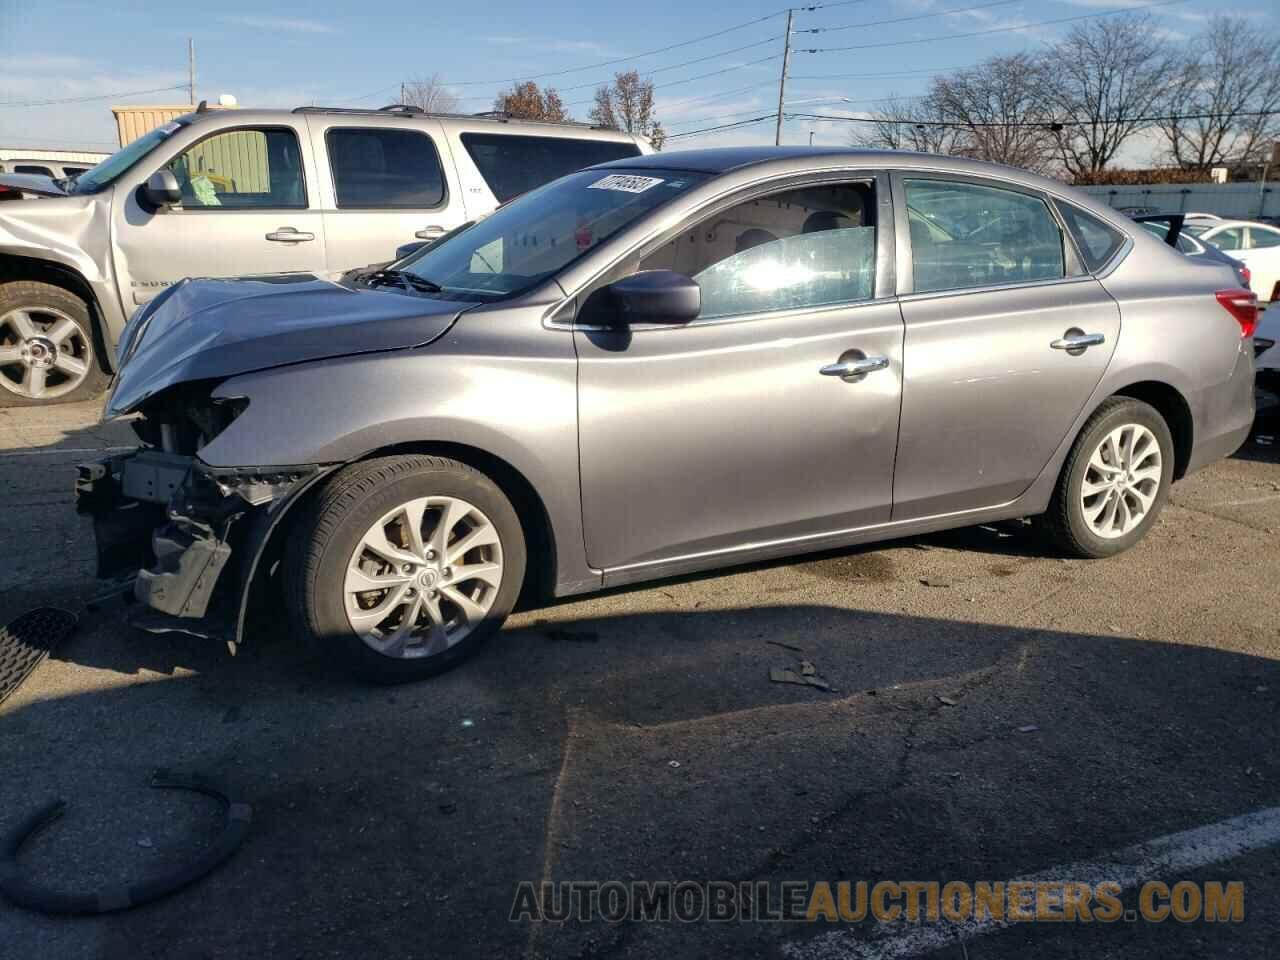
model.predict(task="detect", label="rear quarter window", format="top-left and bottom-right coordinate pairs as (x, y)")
top-left (1055, 202), bottom-right (1127, 273)
top-left (460, 133), bottom-right (641, 203)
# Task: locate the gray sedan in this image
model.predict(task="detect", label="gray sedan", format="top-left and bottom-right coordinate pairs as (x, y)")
top-left (82, 148), bottom-right (1258, 682)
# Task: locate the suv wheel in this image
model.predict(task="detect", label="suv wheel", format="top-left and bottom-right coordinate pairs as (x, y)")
top-left (0, 281), bottom-right (108, 405)
top-left (285, 456), bottom-right (527, 683)
top-left (1043, 396), bottom-right (1175, 558)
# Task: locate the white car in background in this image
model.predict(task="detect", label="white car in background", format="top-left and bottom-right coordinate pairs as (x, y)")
top-left (1184, 219), bottom-right (1280, 303)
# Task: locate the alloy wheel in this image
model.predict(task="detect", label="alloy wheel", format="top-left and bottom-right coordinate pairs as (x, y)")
top-left (344, 495), bottom-right (504, 659)
top-left (0, 306), bottom-right (93, 400)
top-left (1079, 423), bottom-right (1163, 539)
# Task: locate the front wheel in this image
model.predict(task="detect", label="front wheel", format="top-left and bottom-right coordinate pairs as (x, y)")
top-left (284, 456), bottom-right (527, 683)
top-left (0, 281), bottom-right (108, 405)
top-left (1042, 396), bottom-right (1175, 558)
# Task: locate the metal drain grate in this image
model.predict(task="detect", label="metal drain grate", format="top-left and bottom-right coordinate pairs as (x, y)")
top-left (0, 608), bottom-right (76, 705)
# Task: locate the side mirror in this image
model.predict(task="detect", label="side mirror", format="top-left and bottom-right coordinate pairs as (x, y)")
top-left (139, 169), bottom-right (181, 211)
top-left (394, 241), bottom-right (428, 261)
top-left (584, 270), bottom-right (701, 326)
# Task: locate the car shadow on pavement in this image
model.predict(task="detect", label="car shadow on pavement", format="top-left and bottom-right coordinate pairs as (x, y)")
top-left (1, 603), bottom-right (1277, 960)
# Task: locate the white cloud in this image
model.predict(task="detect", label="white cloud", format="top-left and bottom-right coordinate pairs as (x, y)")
top-left (220, 15), bottom-right (335, 34)
top-left (485, 36), bottom-right (618, 57)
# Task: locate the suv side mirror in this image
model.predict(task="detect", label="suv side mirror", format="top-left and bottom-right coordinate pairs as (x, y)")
top-left (583, 270), bottom-right (701, 326)
top-left (139, 170), bottom-right (181, 212)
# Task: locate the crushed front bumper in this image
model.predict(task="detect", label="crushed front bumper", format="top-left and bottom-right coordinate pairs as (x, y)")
top-left (76, 450), bottom-right (323, 641)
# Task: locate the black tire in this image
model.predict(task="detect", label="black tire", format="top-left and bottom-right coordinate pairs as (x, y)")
top-left (0, 281), bottom-right (109, 406)
top-left (1043, 396), bottom-right (1175, 559)
top-left (284, 455), bottom-right (526, 683)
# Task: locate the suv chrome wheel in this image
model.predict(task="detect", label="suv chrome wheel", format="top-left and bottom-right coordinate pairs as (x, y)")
top-left (1079, 423), bottom-right (1163, 539)
top-left (0, 305), bottom-right (93, 400)
top-left (344, 495), bottom-right (503, 659)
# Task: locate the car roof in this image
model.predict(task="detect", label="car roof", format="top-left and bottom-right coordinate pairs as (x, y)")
top-left (174, 105), bottom-right (642, 144)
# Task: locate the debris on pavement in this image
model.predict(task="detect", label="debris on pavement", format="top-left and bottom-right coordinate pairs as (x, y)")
top-left (0, 607), bottom-right (77, 706)
top-left (769, 667), bottom-right (833, 692)
top-left (668, 760), bottom-right (681, 769)
top-left (766, 639), bottom-right (804, 653)
top-left (937, 695), bottom-right (959, 706)
top-left (800, 660), bottom-right (817, 676)
top-left (1016, 724), bottom-right (1040, 734)
top-left (919, 578), bottom-right (952, 588)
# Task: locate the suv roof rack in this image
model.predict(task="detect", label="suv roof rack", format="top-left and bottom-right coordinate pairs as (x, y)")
top-left (291, 104), bottom-right (609, 130)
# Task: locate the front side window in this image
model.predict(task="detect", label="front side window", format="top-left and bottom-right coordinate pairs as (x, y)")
top-left (166, 127), bottom-right (306, 209)
top-left (327, 128), bottom-right (445, 208)
top-left (461, 133), bottom-right (641, 203)
top-left (906, 179), bottom-right (1065, 293)
top-left (14, 165), bottom-right (53, 176)
top-left (1248, 227), bottom-right (1280, 249)
top-left (640, 183), bottom-right (877, 319)
top-left (400, 168), bottom-right (709, 301)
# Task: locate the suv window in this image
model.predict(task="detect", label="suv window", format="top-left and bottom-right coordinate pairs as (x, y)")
top-left (327, 128), bottom-right (445, 208)
top-left (1210, 226), bottom-right (1244, 251)
top-left (906, 180), bottom-right (1065, 293)
top-left (1056, 202), bottom-right (1126, 273)
top-left (460, 133), bottom-right (641, 203)
top-left (14, 165), bottom-right (53, 176)
top-left (166, 127), bottom-right (306, 209)
top-left (640, 182), bottom-right (877, 319)
top-left (1248, 226), bottom-right (1280, 249)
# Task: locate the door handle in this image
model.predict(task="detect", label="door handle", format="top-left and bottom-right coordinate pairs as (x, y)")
top-left (415, 225), bottom-right (446, 240)
top-left (1050, 332), bottom-right (1105, 351)
top-left (265, 227), bottom-right (315, 243)
top-left (820, 355), bottom-right (890, 379)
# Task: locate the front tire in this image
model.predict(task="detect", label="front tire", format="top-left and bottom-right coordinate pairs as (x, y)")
top-left (284, 456), bottom-right (526, 683)
top-left (1043, 396), bottom-right (1175, 558)
top-left (0, 281), bottom-right (108, 406)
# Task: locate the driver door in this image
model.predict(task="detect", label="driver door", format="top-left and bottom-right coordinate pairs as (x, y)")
top-left (574, 174), bottom-right (904, 577)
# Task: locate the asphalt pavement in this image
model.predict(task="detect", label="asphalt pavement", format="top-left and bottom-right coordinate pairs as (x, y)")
top-left (0, 396), bottom-right (1277, 960)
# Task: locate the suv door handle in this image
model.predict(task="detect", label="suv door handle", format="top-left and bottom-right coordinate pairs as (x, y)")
top-left (820, 355), bottom-right (889, 379)
top-left (1050, 331), bottom-right (1105, 351)
top-left (415, 225), bottom-right (446, 240)
top-left (265, 227), bottom-right (315, 243)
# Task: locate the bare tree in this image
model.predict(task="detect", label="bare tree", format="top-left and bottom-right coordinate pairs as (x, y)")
top-left (848, 94), bottom-right (966, 155)
top-left (400, 74), bottom-right (458, 114)
top-left (1042, 14), bottom-right (1172, 177)
top-left (590, 71), bottom-right (666, 149)
top-left (1157, 16), bottom-right (1280, 170)
top-left (931, 53), bottom-right (1057, 173)
top-left (494, 81), bottom-right (569, 122)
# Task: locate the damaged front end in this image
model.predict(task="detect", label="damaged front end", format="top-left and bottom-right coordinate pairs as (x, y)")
top-left (76, 383), bottom-right (328, 645)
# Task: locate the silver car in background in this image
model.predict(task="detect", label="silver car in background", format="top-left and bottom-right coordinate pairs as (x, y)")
top-left (78, 147), bottom-right (1257, 682)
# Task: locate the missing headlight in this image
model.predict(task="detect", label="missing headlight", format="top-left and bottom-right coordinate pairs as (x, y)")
top-left (132, 384), bottom-right (249, 455)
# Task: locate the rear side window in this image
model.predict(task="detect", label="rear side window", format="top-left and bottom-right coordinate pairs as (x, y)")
top-left (1249, 227), bottom-right (1280, 249)
top-left (460, 133), bottom-right (641, 203)
top-left (327, 128), bottom-right (445, 209)
top-left (905, 179), bottom-right (1065, 293)
top-left (1056, 202), bottom-right (1127, 272)
top-left (14, 165), bottom-right (53, 176)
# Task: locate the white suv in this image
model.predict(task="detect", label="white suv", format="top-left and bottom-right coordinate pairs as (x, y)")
top-left (0, 104), bottom-right (649, 405)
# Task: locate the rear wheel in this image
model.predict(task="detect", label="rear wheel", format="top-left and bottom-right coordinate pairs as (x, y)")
top-left (284, 455), bottom-right (526, 683)
top-left (1043, 396), bottom-right (1175, 558)
top-left (0, 281), bottom-right (108, 405)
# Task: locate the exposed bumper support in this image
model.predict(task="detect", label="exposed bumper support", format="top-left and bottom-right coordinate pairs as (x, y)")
top-left (77, 450), bottom-right (326, 643)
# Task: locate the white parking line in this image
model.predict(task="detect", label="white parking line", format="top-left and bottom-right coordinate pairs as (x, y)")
top-left (0, 445), bottom-right (134, 460)
top-left (783, 806), bottom-right (1280, 960)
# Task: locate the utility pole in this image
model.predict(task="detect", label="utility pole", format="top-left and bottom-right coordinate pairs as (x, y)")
top-left (400, 82), bottom-right (406, 106)
top-left (774, 9), bottom-right (793, 146)
top-left (188, 38), bottom-right (195, 105)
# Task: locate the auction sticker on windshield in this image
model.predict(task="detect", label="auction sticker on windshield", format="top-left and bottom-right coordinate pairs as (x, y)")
top-left (588, 174), bottom-right (665, 193)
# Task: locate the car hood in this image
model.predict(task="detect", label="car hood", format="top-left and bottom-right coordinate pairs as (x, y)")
top-left (0, 172), bottom-right (69, 197)
top-left (106, 274), bottom-right (468, 417)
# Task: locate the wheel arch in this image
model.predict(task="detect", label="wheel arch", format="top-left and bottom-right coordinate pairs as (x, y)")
top-left (0, 253), bottom-right (114, 373)
top-left (1107, 379), bottom-right (1194, 480)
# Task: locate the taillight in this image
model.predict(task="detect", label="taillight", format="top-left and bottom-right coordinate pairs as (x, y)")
top-left (1216, 288), bottom-right (1258, 338)
top-left (1239, 264), bottom-right (1251, 288)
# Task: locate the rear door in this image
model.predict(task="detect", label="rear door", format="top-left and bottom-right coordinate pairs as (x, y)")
top-left (892, 175), bottom-right (1122, 520)
top-left (307, 118), bottom-right (467, 271)
top-left (112, 121), bottom-right (326, 306)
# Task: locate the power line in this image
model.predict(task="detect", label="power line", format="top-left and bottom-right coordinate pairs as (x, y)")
top-left (799, 0), bottom-right (1188, 53)
top-left (785, 109), bottom-right (1280, 128)
top-left (666, 113), bottom-right (778, 141)
top-left (797, 0), bottom-right (1027, 34)
top-left (440, 10), bottom-right (787, 87)
top-left (562, 53), bottom-right (782, 107)
top-left (0, 84), bottom-right (188, 108)
top-left (788, 66), bottom-right (966, 80)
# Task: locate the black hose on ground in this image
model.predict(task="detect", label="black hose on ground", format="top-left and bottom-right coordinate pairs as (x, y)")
top-left (0, 769), bottom-right (251, 915)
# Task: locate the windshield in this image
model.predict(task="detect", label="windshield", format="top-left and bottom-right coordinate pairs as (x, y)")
top-left (71, 120), bottom-right (188, 194)
top-left (400, 168), bottom-right (711, 301)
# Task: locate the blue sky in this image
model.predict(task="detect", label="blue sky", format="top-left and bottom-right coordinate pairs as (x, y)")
top-left (0, 0), bottom-right (1261, 162)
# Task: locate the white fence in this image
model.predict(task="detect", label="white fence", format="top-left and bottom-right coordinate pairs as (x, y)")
top-left (1077, 182), bottom-right (1276, 220)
